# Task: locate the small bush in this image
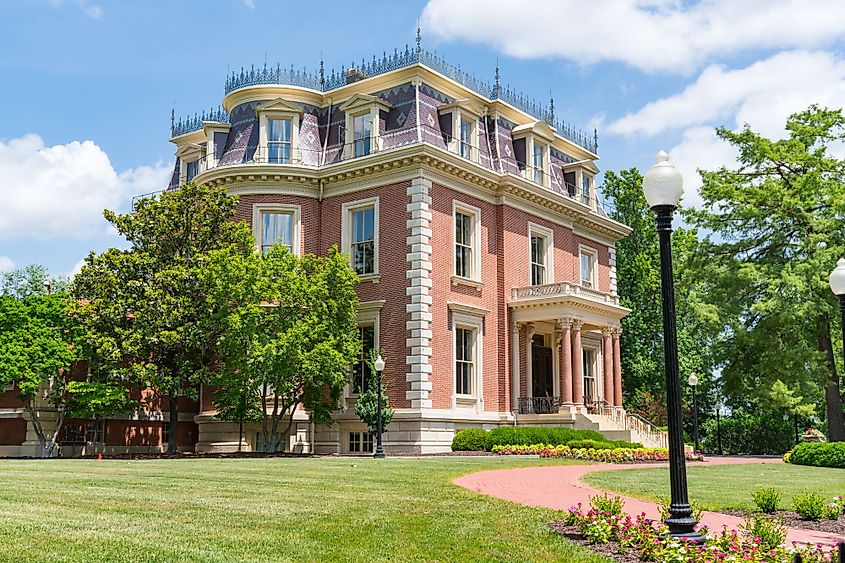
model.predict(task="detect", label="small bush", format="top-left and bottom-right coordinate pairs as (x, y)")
top-left (751, 487), bottom-right (781, 513)
top-left (483, 426), bottom-right (606, 451)
top-left (741, 514), bottom-right (786, 551)
top-left (787, 442), bottom-right (845, 469)
top-left (793, 490), bottom-right (826, 521)
top-left (450, 428), bottom-right (487, 451)
top-left (566, 439), bottom-right (643, 450)
top-left (589, 493), bottom-right (624, 516)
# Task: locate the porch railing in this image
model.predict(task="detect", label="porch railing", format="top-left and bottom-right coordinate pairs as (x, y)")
top-left (510, 281), bottom-right (620, 306)
top-left (517, 395), bottom-right (562, 415)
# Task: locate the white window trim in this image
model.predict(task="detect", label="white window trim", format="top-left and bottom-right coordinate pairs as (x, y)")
top-left (176, 144), bottom-right (204, 184)
top-left (579, 244), bottom-right (598, 289)
top-left (528, 222), bottom-right (554, 286)
top-left (452, 200), bottom-right (482, 286)
top-left (437, 100), bottom-right (482, 163)
top-left (451, 310), bottom-right (484, 410)
top-left (577, 169), bottom-right (595, 209)
top-left (252, 204), bottom-right (302, 256)
top-left (344, 109), bottom-right (379, 158)
top-left (457, 114), bottom-right (478, 162)
top-left (346, 301), bottom-right (382, 400)
top-left (256, 99), bottom-right (303, 165)
top-left (341, 197), bottom-right (380, 281)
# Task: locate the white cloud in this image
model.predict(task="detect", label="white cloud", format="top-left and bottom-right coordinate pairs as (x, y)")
top-left (67, 258), bottom-right (86, 279)
top-left (668, 127), bottom-right (739, 209)
top-left (0, 134), bottom-right (171, 240)
top-left (421, 0), bottom-right (845, 74)
top-left (84, 4), bottom-right (103, 19)
top-left (609, 51), bottom-right (845, 137)
top-left (243, 0), bottom-right (255, 8)
top-left (0, 257), bottom-right (14, 272)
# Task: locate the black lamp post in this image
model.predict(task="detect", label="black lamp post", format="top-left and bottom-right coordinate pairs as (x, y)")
top-left (643, 151), bottom-right (704, 543)
top-left (374, 354), bottom-right (386, 459)
top-left (829, 259), bottom-right (845, 387)
top-left (688, 375), bottom-right (701, 454)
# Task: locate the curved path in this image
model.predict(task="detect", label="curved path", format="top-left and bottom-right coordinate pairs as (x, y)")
top-left (454, 456), bottom-right (842, 547)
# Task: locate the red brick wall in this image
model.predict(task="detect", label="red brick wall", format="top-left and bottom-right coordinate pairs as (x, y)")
top-left (104, 420), bottom-right (197, 447)
top-left (321, 183), bottom-right (411, 408)
top-left (0, 388), bottom-right (25, 409)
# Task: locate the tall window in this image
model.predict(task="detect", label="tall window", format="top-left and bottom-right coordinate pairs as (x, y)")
top-left (261, 211), bottom-right (294, 254)
top-left (455, 327), bottom-right (475, 395)
top-left (349, 431), bottom-right (373, 453)
top-left (186, 160), bottom-right (199, 182)
top-left (581, 174), bottom-right (591, 205)
top-left (580, 249), bottom-right (596, 289)
top-left (352, 325), bottom-right (375, 394)
top-left (530, 235), bottom-right (546, 286)
top-left (583, 349), bottom-right (595, 403)
top-left (351, 206), bottom-right (375, 275)
top-left (459, 117), bottom-right (473, 160)
top-left (454, 211), bottom-right (473, 279)
top-left (268, 118), bottom-right (292, 163)
top-left (533, 143), bottom-right (544, 184)
top-left (353, 114), bottom-right (373, 157)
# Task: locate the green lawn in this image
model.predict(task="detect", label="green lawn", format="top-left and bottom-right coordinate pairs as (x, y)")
top-left (583, 462), bottom-right (845, 511)
top-left (0, 456), bottom-right (607, 563)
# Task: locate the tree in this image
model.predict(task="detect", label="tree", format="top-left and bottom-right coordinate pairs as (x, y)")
top-left (687, 105), bottom-right (845, 440)
top-left (0, 292), bottom-right (133, 457)
top-left (602, 169), bottom-right (719, 423)
top-left (72, 183), bottom-right (254, 453)
top-left (354, 350), bottom-right (395, 435)
top-left (2, 264), bottom-right (68, 297)
top-left (205, 245), bottom-right (360, 453)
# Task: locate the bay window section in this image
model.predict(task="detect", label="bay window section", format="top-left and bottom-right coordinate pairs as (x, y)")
top-left (261, 212), bottom-right (294, 254)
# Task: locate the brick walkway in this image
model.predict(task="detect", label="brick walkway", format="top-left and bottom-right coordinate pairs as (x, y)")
top-left (454, 456), bottom-right (842, 547)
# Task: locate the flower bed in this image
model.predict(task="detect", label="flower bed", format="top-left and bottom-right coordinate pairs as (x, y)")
top-left (491, 443), bottom-right (703, 463)
top-left (553, 494), bottom-right (841, 562)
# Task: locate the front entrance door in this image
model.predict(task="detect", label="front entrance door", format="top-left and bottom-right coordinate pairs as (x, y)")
top-left (532, 338), bottom-right (554, 398)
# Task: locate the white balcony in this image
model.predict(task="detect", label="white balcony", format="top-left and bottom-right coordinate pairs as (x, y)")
top-left (510, 281), bottom-right (620, 307)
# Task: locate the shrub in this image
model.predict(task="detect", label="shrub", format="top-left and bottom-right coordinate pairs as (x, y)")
top-left (450, 428), bottom-right (487, 451)
top-left (740, 514), bottom-right (786, 552)
top-left (751, 487), bottom-right (781, 513)
top-left (700, 411), bottom-right (794, 455)
top-left (793, 490), bottom-right (826, 521)
top-left (483, 426), bottom-right (605, 451)
top-left (491, 443), bottom-right (703, 463)
top-left (590, 492), bottom-right (625, 516)
top-left (787, 442), bottom-right (845, 469)
top-left (567, 439), bottom-right (643, 450)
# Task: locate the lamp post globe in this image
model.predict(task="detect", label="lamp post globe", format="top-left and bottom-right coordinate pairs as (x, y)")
top-left (830, 258), bottom-right (845, 436)
top-left (374, 354), bottom-right (386, 459)
top-left (644, 151), bottom-right (703, 542)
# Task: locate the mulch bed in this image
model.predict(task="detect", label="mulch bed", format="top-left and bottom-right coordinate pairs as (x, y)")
top-left (548, 520), bottom-right (640, 562)
top-left (720, 509), bottom-right (845, 536)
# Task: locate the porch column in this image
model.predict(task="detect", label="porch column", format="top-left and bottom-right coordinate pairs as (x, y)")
top-left (510, 320), bottom-right (520, 413)
top-left (613, 327), bottom-right (623, 407)
top-left (602, 327), bottom-right (614, 406)
top-left (559, 317), bottom-right (573, 404)
top-left (571, 319), bottom-right (583, 406)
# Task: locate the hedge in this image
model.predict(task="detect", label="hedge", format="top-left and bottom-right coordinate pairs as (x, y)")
top-left (567, 439), bottom-right (643, 450)
top-left (483, 426), bottom-right (606, 451)
top-left (787, 442), bottom-right (845, 469)
top-left (451, 428), bottom-right (487, 451)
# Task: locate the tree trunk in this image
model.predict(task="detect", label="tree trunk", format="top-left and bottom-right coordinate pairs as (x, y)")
top-left (817, 313), bottom-right (845, 441)
top-left (168, 394), bottom-right (179, 454)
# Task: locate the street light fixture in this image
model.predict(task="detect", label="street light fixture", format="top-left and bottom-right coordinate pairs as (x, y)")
top-left (688, 374), bottom-right (701, 454)
top-left (643, 151), bottom-right (703, 543)
top-left (373, 354), bottom-right (386, 459)
top-left (829, 259), bottom-right (845, 417)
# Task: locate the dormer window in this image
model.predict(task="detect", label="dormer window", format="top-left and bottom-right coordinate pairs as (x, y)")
top-left (512, 121), bottom-right (555, 188)
top-left (581, 174), bottom-right (592, 206)
top-left (256, 98), bottom-right (302, 165)
top-left (267, 118), bottom-right (292, 164)
top-left (175, 142), bottom-right (205, 185)
top-left (353, 114), bottom-right (373, 157)
top-left (438, 100), bottom-right (482, 163)
top-left (186, 159), bottom-right (200, 182)
top-left (340, 94), bottom-right (392, 160)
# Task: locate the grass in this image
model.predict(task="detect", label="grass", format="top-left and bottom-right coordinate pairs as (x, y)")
top-left (0, 456), bottom-right (608, 563)
top-left (583, 462), bottom-right (844, 511)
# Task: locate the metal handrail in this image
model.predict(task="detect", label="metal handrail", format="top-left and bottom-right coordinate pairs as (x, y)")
top-left (517, 395), bottom-right (562, 414)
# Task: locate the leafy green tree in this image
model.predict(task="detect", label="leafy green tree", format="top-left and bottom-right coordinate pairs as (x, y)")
top-left (0, 292), bottom-right (132, 457)
top-left (602, 169), bottom-right (719, 423)
top-left (205, 245), bottom-right (360, 453)
top-left (354, 350), bottom-right (395, 435)
top-left (72, 183), bottom-right (254, 453)
top-left (687, 105), bottom-right (845, 440)
top-left (2, 264), bottom-right (67, 297)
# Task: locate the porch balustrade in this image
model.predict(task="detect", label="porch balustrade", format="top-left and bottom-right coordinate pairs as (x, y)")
top-left (510, 281), bottom-right (619, 306)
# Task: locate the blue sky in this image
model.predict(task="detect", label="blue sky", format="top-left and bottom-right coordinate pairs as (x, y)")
top-left (1, 0), bottom-right (844, 277)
